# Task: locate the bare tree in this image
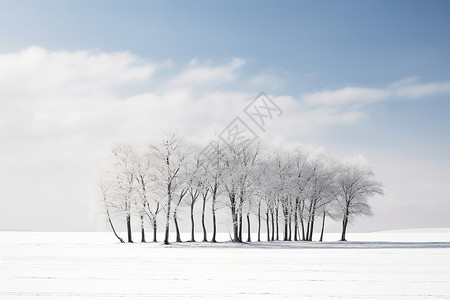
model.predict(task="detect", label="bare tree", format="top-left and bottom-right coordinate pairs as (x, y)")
top-left (334, 162), bottom-right (384, 241)
top-left (134, 150), bottom-right (163, 242)
top-left (98, 136), bottom-right (384, 245)
top-left (304, 157), bottom-right (336, 241)
top-left (149, 132), bottom-right (185, 245)
top-left (99, 179), bottom-right (124, 243)
top-left (110, 144), bottom-right (137, 243)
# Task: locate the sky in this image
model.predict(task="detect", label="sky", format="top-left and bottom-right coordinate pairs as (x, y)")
top-left (0, 0), bottom-right (449, 232)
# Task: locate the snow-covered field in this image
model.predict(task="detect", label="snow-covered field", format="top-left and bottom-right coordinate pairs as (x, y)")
top-left (1, 231), bottom-right (450, 299)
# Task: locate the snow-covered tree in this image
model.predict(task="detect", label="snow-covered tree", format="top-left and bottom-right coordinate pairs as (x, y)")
top-left (201, 139), bottom-right (225, 242)
top-left (148, 132), bottom-right (186, 245)
top-left (134, 149), bottom-right (162, 242)
top-left (108, 144), bottom-right (138, 243)
top-left (334, 161), bottom-right (384, 241)
top-left (99, 179), bottom-right (125, 243)
top-left (98, 134), bottom-right (384, 244)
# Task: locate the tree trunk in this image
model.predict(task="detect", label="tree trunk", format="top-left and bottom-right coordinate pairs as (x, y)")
top-left (266, 210), bottom-right (270, 241)
top-left (238, 212), bottom-right (243, 242)
top-left (270, 211), bottom-right (275, 241)
top-left (257, 202), bottom-right (261, 242)
top-left (140, 214), bottom-right (146, 243)
top-left (126, 214), bottom-right (133, 243)
top-left (275, 208), bottom-right (279, 241)
top-left (319, 211), bottom-right (326, 242)
top-left (202, 196), bottom-right (207, 242)
top-left (305, 219), bottom-right (310, 241)
top-left (230, 195), bottom-right (239, 242)
top-left (152, 219), bottom-right (157, 242)
top-left (246, 213), bottom-right (251, 242)
top-left (212, 208), bottom-right (217, 242)
top-left (341, 204), bottom-right (350, 241)
top-left (308, 202), bottom-right (316, 241)
top-left (300, 216), bottom-right (306, 241)
top-left (294, 212), bottom-right (299, 241)
top-left (283, 216), bottom-right (288, 241)
top-left (164, 187), bottom-right (172, 245)
top-left (309, 219), bottom-right (315, 241)
top-left (341, 216), bottom-right (348, 241)
top-left (174, 211), bottom-right (181, 242)
top-left (104, 201), bottom-right (124, 243)
top-left (232, 212), bottom-right (239, 242)
top-left (190, 204), bottom-right (195, 242)
top-left (294, 198), bottom-right (299, 241)
top-left (108, 217), bottom-right (124, 243)
top-left (211, 193), bottom-right (217, 243)
top-left (288, 215), bottom-right (292, 241)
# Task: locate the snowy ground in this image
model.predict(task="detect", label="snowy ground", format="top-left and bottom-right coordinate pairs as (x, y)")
top-left (1, 231), bottom-right (450, 299)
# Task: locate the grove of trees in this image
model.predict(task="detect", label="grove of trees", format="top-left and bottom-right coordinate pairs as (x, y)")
top-left (99, 132), bottom-right (383, 244)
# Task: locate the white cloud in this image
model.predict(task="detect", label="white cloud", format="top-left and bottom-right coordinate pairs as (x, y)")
top-left (1, 47), bottom-right (449, 231)
top-left (394, 81), bottom-right (450, 98)
top-left (0, 46), bottom-right (155, 98)
top-left (303, 77), bottom-right (450, 107)
top-left (303, 87), bottom-right (389, 106)
top-left (166, 57), bottom-right (245, 89)
top-left (248, 73), bottom-right (286, 90)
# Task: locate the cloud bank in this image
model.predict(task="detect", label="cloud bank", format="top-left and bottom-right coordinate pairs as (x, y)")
top-left (1, 46), bottom-right (449, 231)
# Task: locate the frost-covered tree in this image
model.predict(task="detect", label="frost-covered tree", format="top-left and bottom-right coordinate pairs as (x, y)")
top-left (99, 179), bottom-right (125, 243)
top-left (221, 141), bottom-right (260, 242)
top-left (303, 156), bottom-right (336, 241)
top-left (149, 132), bottom-right (186, 245)
top-left (98, 134), bottom-right (384, 244)
top-left (109, 144), bottom-right (138, 243)
top-left (201, 140), bottom-right (225, 242)
top-left (334, 161), bottom-right (384, 241)
top-left (184, 148), bottom-right (204, 242)
top-left (134, 150), bottom-right (162, 242)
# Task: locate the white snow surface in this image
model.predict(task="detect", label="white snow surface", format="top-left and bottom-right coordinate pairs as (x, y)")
top-left (1, 231), bottom-right (450, 299)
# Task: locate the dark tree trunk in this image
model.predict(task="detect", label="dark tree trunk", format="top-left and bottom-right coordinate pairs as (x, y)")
top-left (306, 211), bottom-right (312, 241)
top-left (202, 196), bottom-right (207, 242)
top-left (294, 197), bottom-right (299, 241)
top-left (164, 186), bottom-right (172, 245)
top-left (270, 211), bottom-right (275, 241)
top-left (308, 203), bottom-right (316, 241)
top-left (257, 202), bottom-right (261, 242)
top-left (190, 204), bottom-right (195, 242)
top-left (174, 211), bottom-right (181, 242)
top-left (126, 214), bottom-right (133, 243)
top-left (266, 210), bottom-right (270, 242)
top-left (211, 192), bottom-right (217, 242)
top-left (294, 212), bottom-right (299, 241)
top-left (288, 215), bottom-right (292, 241)
top-left (108, 217), bottom-right (124, 243)
top-left (319, 211), bottom-right (326, 242)
top-left (275, 208), bottom-right (279, 241)
top-left (152, 219), bottom-right (157, 242)
top-left (300, 216), bottom-right (306, 241)
top-left (232, 213), bottom-right (239, 242)
top-left (300, 201), bottom-right (306, 241)
top-left (230, 195), bottom-right (240, 242)
top-left (212, 209), bottom-right (217, 242)
top-left (246, 213), bottom-right (251, 242)
top-left (341, 216), bottom-right (348, 241)
top-left (283, 213), bottom-right (288, 241)
top-left (104, 200), bottom-right (124, 243)
top-left (306, 199), bottom-right (314, 241)
top-left (239, 211), bottom-right (243, 241)
top-left (309, 219), bottom-right (315, 242)
top-left (140, 215), bottom-right (146, 243)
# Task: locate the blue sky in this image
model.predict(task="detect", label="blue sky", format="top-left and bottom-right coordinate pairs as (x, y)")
top-left (0, 0), bottom-right (449, 231)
